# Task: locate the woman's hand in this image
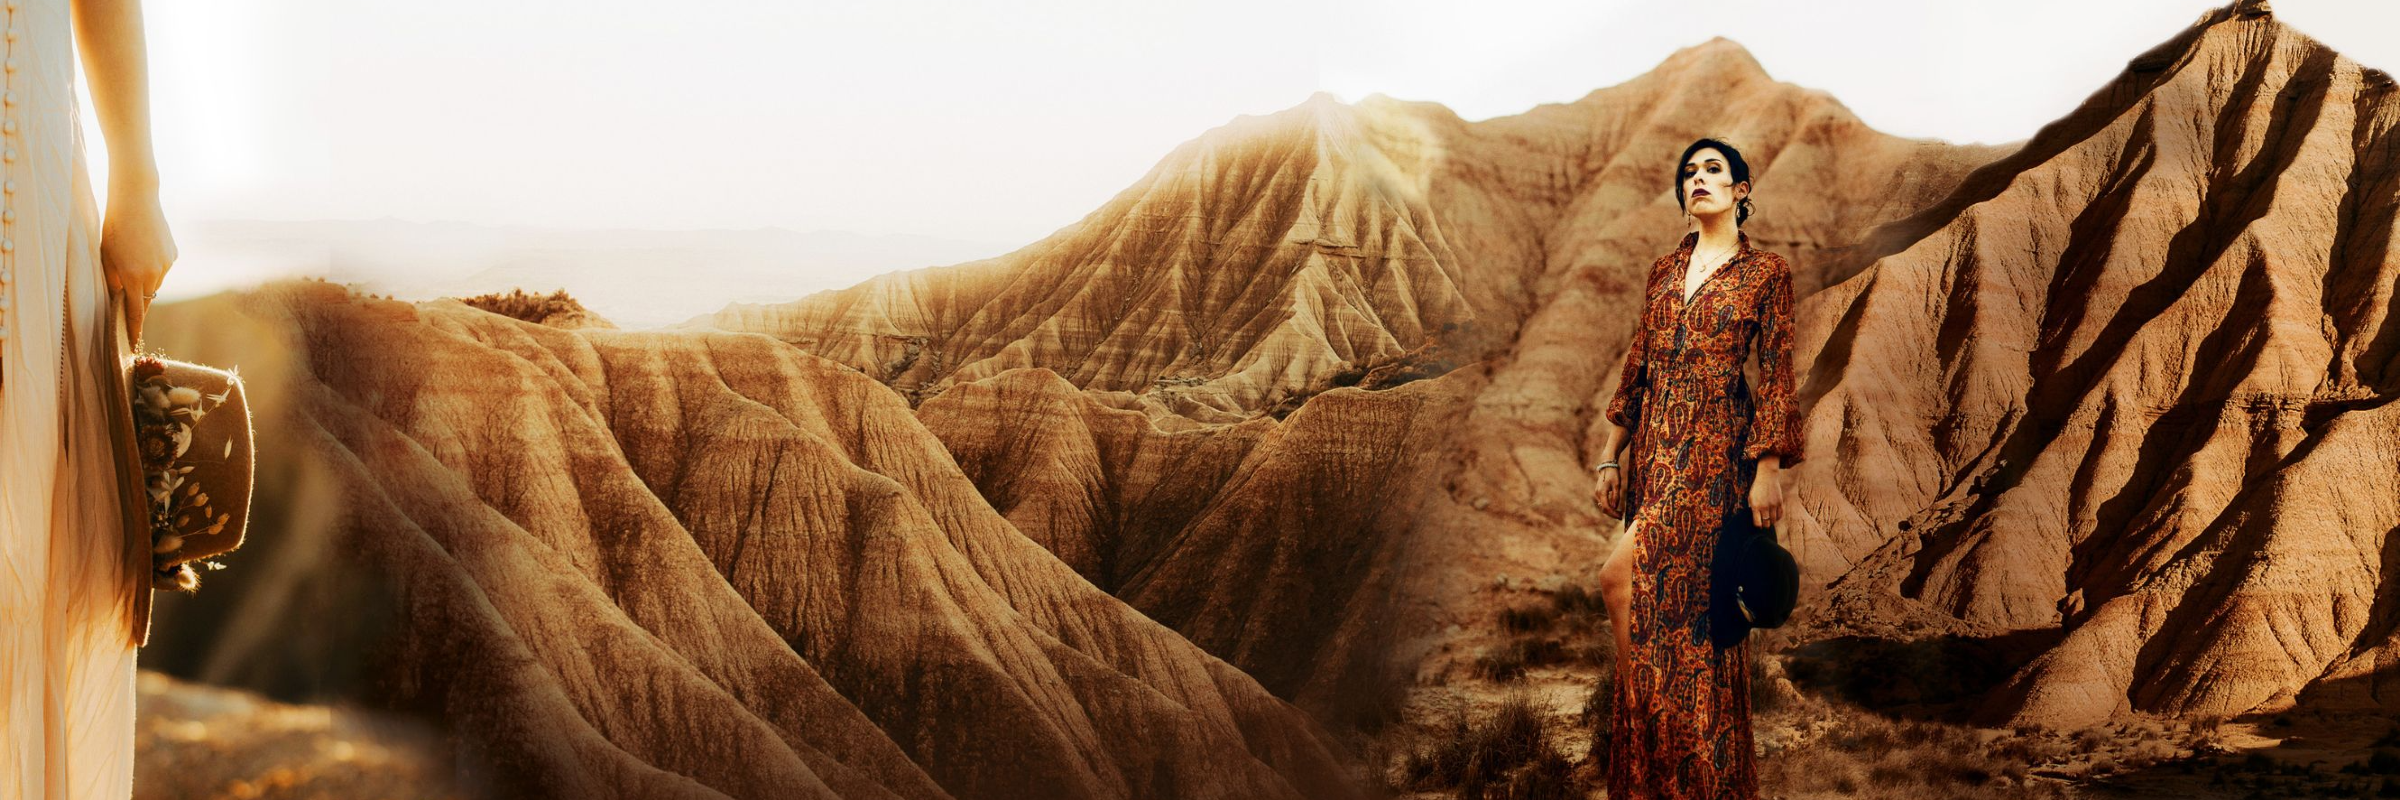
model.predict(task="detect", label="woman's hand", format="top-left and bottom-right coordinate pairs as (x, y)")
top-left (1749, 458), bottom-right (1784, 527)
top-left (1592, 463), bottom-right (1628, 519)
top-left (100, 184), bottom-right (177, 346)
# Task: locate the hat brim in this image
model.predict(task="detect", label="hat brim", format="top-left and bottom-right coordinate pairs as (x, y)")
top-left (102, 288), bottom-right (256, 647)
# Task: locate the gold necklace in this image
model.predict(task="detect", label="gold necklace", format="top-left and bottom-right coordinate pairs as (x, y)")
top-left (1684, 242), bottom-right (1736, 299)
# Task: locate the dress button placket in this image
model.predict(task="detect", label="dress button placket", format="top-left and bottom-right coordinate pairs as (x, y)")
top-left (0, 3), bottom-right (15, 345)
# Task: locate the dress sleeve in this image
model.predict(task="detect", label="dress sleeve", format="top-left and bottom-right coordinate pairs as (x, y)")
top-left (1603, 258), bottom-right (1660, 429)
top-left (1744, 255), bottom-right (1804, 467)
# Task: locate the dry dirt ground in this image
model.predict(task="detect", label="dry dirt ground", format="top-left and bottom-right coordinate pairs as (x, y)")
top-left (130, 617), bottom-right (2400, 800)
top-left (1368, 579), bottom-right (2400, 800)
top-left (134, 670), bottom-right (465, 800)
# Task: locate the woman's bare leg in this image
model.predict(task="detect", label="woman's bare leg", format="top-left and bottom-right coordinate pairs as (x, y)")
top-left (1598, 517), bottom-right (1643, 680)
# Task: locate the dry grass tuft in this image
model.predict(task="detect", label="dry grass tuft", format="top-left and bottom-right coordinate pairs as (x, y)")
top-left (1761, 709), bottom-right (2060, 799)
top-left (1401, 693), bottom-right (1583, 800)
top-left (1472, 638), bottom-right (1571, 683)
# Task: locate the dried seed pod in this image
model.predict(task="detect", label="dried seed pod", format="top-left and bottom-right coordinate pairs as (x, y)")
top-left (156, 563), bottom-right (200, 593)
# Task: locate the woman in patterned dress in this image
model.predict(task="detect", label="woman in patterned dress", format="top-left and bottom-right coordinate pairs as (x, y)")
top-left (1590, 137), bottom-right (1803, 798)
top-left (2, 0), bottom-right (179, 796)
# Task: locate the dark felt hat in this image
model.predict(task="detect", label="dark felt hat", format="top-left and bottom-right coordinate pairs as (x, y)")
top-left (101, 286), bottom-right (255, 648)
top-left (1709, 508), bottom-right (1799, 650)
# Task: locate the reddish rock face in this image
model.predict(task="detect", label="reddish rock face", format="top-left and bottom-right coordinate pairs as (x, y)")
top-left (1789, 2), bottom-right (2400, 728)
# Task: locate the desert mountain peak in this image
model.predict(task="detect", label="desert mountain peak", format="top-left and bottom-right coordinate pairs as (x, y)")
top-left (1660, 36), bottom-right (1772, 81)
top-left (1787, 0), bottom-right (2400, 730)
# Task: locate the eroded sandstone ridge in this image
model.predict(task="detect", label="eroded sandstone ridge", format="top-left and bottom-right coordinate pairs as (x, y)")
top-left (913, 367), bottom-right (1462, 726)
top-left (688, 49), bottom-right (2005, 424)
top-left (149, 284), bottom-right (1364, 800)
top-left (1790, 0), bottom-right (2400, 728)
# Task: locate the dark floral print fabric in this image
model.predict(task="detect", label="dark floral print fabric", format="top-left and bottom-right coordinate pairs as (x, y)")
top-left (1603, 228), bottom-right (1802, 799)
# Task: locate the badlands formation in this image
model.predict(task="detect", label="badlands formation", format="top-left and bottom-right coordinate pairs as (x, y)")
top-left (138, 0), bottom-right (2398, 796)
top-left (1790, 0), bottom-right (2400, 729)
top-left (149, 287), bottom-right (1362, 800)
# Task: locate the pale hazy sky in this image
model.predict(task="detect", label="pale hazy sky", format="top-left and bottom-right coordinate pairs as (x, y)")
top-left (109, 0), bottom-right (2397, 299)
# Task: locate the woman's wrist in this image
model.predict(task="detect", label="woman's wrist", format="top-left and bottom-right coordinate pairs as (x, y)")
top-left (109, 160), bottom-right (162, 196)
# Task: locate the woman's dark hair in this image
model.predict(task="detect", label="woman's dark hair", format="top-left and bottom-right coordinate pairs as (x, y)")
top-left (1674, 137), bottom-right (1755, 226)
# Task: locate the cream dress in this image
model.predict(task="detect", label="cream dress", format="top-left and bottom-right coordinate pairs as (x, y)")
top-left (0, 0), bottom-right (143, 795)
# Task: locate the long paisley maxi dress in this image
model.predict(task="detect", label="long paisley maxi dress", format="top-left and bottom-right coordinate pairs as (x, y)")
top-left (1603, 229), bottom-right (1803, 799)
top-left (1, 0), bottom-right (145, 795)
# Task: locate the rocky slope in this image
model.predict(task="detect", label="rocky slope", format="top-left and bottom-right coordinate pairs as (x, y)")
top-left (142, 283), bottom-right (1364, 800)
top-left (689, 49), bottom-right (2005, 424)
top-left (1787, 0), bottom-right (2400, 728)
top-left (692, 96), bottom-right (1480, 420)
top-left (913, 366), bottom-right (1460, 726)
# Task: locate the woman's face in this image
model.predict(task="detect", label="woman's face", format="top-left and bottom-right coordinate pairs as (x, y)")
top-left (1681, 147), bottom-right (1747, 218)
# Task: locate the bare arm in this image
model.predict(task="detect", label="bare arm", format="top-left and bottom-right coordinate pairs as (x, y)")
top-left (71, 0), bottom-right (175, 344)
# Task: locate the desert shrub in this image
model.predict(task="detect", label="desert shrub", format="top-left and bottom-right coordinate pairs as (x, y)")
top-left (1581, 667), bottom-right (1616, 766)
top-left (1403, 694), bottom-right (1556, 796)
top-left (1491, 749), bottom-right (1577, 800)
top-left (1830, 719), bottom-right (1901, 754)
top-left (1499, 605), bottom-right (1556, 634)
top-left (459, 288), bottom-right (595, 326)
top-left (2072, 726), bottom-right (2110, 754)
top-left (1473, 638), bottom-right (1568, 683)
top-left (1757, 699), bottom-right (2094, 799)
top-left (1549, 582), bottom-right (1608, 620)
top-left (1989, 728), bottom-right (2073, 766)
top-left (1570, 641), bottom-right (1613, 667)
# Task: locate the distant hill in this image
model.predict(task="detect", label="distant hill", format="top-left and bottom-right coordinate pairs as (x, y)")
top-left (168, 218), bottom-right (1011, 330)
